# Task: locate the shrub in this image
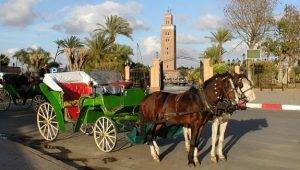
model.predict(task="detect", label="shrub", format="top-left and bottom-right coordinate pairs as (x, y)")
top-left (213, 63), bottom-right (233, 74)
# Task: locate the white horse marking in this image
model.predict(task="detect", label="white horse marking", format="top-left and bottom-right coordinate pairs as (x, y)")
top-left (194, 147), bottom-right (199, 164)
top-left (229, 78), bottom-right (239, 103)
top-left (241, 78), bottom-right (256, 102)
top-left (210, 117), bottom-right (219, 158)
top-left (217, 121), bottom-right (228, 159)
top-left (183, 126), bottom-right (191, 151)
top-left (150, 141), bottom-right (160, 162)
top-left (153, 140), bottom-right (160, 155)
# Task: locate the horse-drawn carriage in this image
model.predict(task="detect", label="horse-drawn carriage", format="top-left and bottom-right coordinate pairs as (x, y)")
top-left (0, 73), bottom-right (44, 111)
top-left (36, 70), bottom-right (255, 166)
top-left (36, 71), bottom-right (145, 152)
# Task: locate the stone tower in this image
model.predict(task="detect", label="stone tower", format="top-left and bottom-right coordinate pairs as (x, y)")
top-left (161, 10), bottom-right (176, 71)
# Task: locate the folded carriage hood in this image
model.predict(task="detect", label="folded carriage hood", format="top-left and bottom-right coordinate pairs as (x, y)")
top-left (43, 71), bottom-right (98, 92)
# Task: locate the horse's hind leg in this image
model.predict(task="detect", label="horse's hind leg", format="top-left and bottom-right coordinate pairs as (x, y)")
top-left (187, 121), bottom-right (200, 167)
top-left (217, 121), bottom-right (228, 161)
top-left (148, 124), bottom-right (160, 162)
top-left (193, 123), bottom-right (205, 165)
top-left (183, 126), bottom-right (191, 152)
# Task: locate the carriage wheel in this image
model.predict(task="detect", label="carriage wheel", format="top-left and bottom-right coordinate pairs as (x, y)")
top-left (32, 95), bottom-right (45, 112)
top-left (94, 117), bottom-right (117, 152)
top-left (37, 103), bottom-right (59, 141)
top-left (80, 123), bottom-right (94, 135)
top-left (0, 89), bottom-right (11, 111)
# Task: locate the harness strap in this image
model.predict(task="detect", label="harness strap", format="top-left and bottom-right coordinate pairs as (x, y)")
top-left (198, 85), bottom-right (215, 114)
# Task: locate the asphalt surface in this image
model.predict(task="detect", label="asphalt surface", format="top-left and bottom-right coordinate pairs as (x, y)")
top-left (0, 139), bottom-right (75, 170)
top-left (0, 101), bottom-right (300, 170)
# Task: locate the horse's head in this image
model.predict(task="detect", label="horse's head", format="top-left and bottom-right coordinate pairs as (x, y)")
top-left (204, 73), bottom-right (240, 106)
top-left (232, 73), bottom-right (256, 109)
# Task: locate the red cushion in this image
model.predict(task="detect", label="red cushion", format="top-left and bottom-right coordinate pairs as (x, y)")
top-left (66, 107), bottom-right (79, 120)
top-left (60, 82), bottom-right (92, 120)
top-left (60, 83), bottom-right (92, 101)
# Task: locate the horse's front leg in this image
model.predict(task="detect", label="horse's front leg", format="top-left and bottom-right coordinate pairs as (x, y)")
top-left (183, 126), bottom-right (191, 152)
top-left (217, 121), bottom-right (228, 161)
top-left (211, 117), bottom-right (219, 163)
top-left (148, 124), bottom-right (160, 162)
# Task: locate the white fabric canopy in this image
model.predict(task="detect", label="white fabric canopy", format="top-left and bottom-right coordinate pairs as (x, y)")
top-left (43, 71), bottom-right (97, 92)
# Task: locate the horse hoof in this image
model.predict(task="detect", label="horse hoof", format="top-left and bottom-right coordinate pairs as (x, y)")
top-left (211, 156), bottom-right (217, 163)
top-left (153, 157), bottom-right (160, 162)
top-left (218, 156), bottom-right (227, 162)
top-left (188, 161), bottom-right (196, 167)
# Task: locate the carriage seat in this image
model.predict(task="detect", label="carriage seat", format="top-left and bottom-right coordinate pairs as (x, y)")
top-left (59, 82), bottom-right (92, 120)
top-left (100, 81), bottom-right (133, 94)
top-left (60, 82), bottom-right (92, 101)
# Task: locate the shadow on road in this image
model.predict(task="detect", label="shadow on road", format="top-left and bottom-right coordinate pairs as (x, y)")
top-left (198, 118), bottom-right (268, 162)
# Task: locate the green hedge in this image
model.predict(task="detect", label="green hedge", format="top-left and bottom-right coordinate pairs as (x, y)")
top-left (213, 63), bottom-right (234, 74)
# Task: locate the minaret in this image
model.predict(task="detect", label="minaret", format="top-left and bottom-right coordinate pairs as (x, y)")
top-left (161, 9), bottom-right (176, 71)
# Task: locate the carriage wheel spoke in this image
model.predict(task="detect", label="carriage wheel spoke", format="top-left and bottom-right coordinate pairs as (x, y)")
top-left (39, 112), bottom-right (47, 120)
top-left (94, 117), bottom-right (116, 152)
top-left (37, 103), bottom-right (58, 141)
top-left (50, 123), bottom-right (58, 131)
top-left (105, 124), bottom-right (113, 133)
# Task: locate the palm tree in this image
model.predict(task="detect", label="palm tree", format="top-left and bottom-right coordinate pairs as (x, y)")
top-left (13, 49), bottom-right (29, 66)
top-left (207, 28), bottom-right (233, 63)
top-left (0, 54), bottom-right (10, 66)
top-left (85, 33), bottom-right (112, 62)
top-left (95, 15), bottom-right (133, 43)
top-left (27, 47), bottom-right (51, 71)
top-left (55, 36), bottom-right (83, 71)
top-left (204, 45), bottom-right (224, 64)
top-left (53, 39), bottom-right (64, 62)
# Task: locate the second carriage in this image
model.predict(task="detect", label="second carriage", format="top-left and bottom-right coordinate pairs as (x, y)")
top-left (37, 71), bottom-right (146, 152)
top-left (0, 73), bottom-right (44, 111)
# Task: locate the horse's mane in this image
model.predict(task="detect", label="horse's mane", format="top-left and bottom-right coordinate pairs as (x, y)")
top-left (188, 86), bottom-right (199, 93)
top-left (203, 72), bottom-right (232, 88)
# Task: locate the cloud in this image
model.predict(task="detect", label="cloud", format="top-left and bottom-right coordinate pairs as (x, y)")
top-left (195, 14), bottom-right (223, 31)
top-left (29, 44), bottom-right (39, 50)
top-left (177, 34), bottom-right (210, 44)
top-left (0, 0), bottom-right (38, 27)
top-left (175, 14), bottom-right (189, 23)
top-left (6, 48), bottom-right (20, 56)
top-left (140, 36), bottom-right (160, 65)
top-left (53, 1), bottom-right (149, 34)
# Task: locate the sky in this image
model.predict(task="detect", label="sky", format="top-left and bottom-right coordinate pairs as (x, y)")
top-left (0, 0), bottom-right (299, 68)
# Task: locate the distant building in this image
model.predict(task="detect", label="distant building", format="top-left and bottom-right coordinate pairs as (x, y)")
top-left (0, 66), bottom-right (21, 74)
top-left (161, 9), bottom-right (176, 71)
top-left (160, 10), bottom-right (180, 82)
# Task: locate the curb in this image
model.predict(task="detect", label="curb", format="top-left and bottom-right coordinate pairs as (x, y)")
top-left (8, 139), bottom-right (76, 170)
top-left (246, 103), bottom-right (300, 111)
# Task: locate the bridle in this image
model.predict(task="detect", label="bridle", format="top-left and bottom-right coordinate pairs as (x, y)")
top-left (222, 76), bottom-right (240, 104)
top-left (235, 77), bottom-right (254, 103)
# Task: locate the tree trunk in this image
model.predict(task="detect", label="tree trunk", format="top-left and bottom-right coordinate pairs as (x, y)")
top-left (278, 61), bottom-right (284, 83)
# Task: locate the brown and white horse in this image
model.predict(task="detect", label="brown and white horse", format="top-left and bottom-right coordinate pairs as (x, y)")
top-left (209, 73), bottom-right (256, 163)
top-left (138, 73), bottom-right (240, 166)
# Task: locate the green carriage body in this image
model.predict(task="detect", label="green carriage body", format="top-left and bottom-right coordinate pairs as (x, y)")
top-left (37, 71), bottom-right (146, 151)
top-left (39, 82), bottom-right (145, 133)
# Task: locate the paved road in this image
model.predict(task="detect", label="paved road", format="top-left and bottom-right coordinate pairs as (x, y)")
top-left (0, 139), bottom-right (75, 170)
top-left (0, 104), bottom-right (299, 170)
